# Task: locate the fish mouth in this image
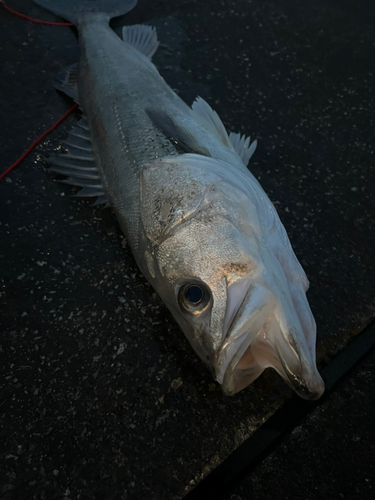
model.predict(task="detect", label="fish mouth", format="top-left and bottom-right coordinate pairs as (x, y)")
top-left (216, 306), bottom-right (325, 400)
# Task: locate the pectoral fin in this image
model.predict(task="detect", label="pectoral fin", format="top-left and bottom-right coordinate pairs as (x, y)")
top-left (146, 108), bottom-right (211, 156)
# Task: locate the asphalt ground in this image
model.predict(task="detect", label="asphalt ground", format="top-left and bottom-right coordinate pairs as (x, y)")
top-left (1, 1), bottom-right (375, 499)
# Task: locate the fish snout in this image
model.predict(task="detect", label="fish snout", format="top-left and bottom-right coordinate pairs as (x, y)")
top-left (214, 307), bottom-right (325, 400)
top-left (271, 322), bottom-right (325, 400)
top-left (283, 369), bottom-right (325, 401)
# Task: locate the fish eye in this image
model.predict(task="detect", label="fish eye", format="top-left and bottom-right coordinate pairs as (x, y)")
top-left (178, 283), bottom-right (211, 313)
top-left (185, 285), bottom-right (204, 305)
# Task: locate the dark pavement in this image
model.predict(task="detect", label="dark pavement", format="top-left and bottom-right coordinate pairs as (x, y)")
top-left (221, 346), bottom-right (375, 500)
top-left (1, 1), bottom-right (375, 499)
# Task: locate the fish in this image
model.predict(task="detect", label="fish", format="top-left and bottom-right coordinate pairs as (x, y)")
top-left (35, 0), bottom-right (324, 400)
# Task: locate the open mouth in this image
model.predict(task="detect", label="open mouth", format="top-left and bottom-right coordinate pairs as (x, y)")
top-left (217, 312), bottom-right (325, 400)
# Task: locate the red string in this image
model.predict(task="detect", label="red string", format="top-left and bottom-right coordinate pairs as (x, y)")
top-left (0, 0), bottom-right (73, 26)
top-left (0, 104), bottom-right (79, 181)
top-left (0, 2), bottom-right (76, 180)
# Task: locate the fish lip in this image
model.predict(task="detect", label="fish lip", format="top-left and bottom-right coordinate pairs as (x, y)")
top-left (216, 325), bottom-right (325, 400)
top-left (277, 359), bottom-right (325, 401)
top-left (219, 355), bottom-right (325, 399)
top-left (284, 376), bottom-right (325, 400)
top-left (291, 379), bottom-right (325, 400)
top-left (215, 283), bottom-right (277, 385)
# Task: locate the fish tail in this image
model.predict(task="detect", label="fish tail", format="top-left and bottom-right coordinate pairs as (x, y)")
top-left (34, 0), bottom-right (138, 25)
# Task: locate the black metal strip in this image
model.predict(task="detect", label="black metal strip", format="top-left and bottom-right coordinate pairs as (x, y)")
top-left (185, 319), bottom-right (375, 500)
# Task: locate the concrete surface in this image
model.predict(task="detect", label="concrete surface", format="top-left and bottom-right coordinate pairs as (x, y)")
top-left (222, 346), bottom-right (375, 500)
top-left (1, 1), bottom-right (374, 499)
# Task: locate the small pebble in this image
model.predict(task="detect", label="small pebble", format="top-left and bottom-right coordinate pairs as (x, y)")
top-left (171, 378), bottom-right (183, 390)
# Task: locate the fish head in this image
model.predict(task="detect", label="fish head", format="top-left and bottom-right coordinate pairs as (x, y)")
top-left (139, 155), bottom-right (324, 400)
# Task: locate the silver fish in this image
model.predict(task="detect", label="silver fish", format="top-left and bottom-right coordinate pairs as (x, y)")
top-left (36, 0), bottom-right (324, 400)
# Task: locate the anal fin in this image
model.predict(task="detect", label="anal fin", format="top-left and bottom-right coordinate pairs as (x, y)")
top-left (53, 63), bottom-right (79, 103)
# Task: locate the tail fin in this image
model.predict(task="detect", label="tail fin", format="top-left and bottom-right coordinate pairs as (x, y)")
top-left (34, 0), bottom-right (138, 25)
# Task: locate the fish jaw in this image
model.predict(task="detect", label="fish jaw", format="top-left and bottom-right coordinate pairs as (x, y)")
top-left (216, 299), bottom-right (325, 400)
top-left (266, 311), bottom-right (325, 400)
top-left (215, 283), bottom-right (277, 384)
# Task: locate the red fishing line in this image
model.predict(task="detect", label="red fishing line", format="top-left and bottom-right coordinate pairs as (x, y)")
top-left (0, 2), bottom-right (76, 181)
top-left (0, 104), bottom-right (78, 181)
top-left (0, 0), bottom-right (73, 26)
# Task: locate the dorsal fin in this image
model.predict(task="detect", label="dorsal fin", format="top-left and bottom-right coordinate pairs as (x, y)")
top-left (122, 25), bottom-right (159, 59)
top-left (229, 132), bottom-right (257, 167)
top-left (53, 63), bottom-right (79, 103)
top-left (191, 97), bottom-right (257, 167)
top-left (48, 116), bottom-right (108, 205)
top-left (191, 97), bottom-right (232, 148)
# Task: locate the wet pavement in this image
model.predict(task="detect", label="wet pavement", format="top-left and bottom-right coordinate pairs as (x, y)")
top-left (1, 1), bottom-right (375, 499)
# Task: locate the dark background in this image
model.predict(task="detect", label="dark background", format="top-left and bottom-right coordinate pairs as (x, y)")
top-left (1, 1), bottom-right (375, 499)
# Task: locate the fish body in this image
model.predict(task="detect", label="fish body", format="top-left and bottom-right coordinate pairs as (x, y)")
top-left (35, 0), bottom-right (324, 399)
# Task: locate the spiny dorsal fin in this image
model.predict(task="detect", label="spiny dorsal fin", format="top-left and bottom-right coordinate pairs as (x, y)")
top-left (48, 116), bottom-right (108, 205)
top-left (122, 25), bottom-right (159, 59)
top-left (53, 63), bottom-right (79, 103)
top-left (191, 97), bottom-right (232, 148)
top-left (229, 132), bottom-right (257, 167)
